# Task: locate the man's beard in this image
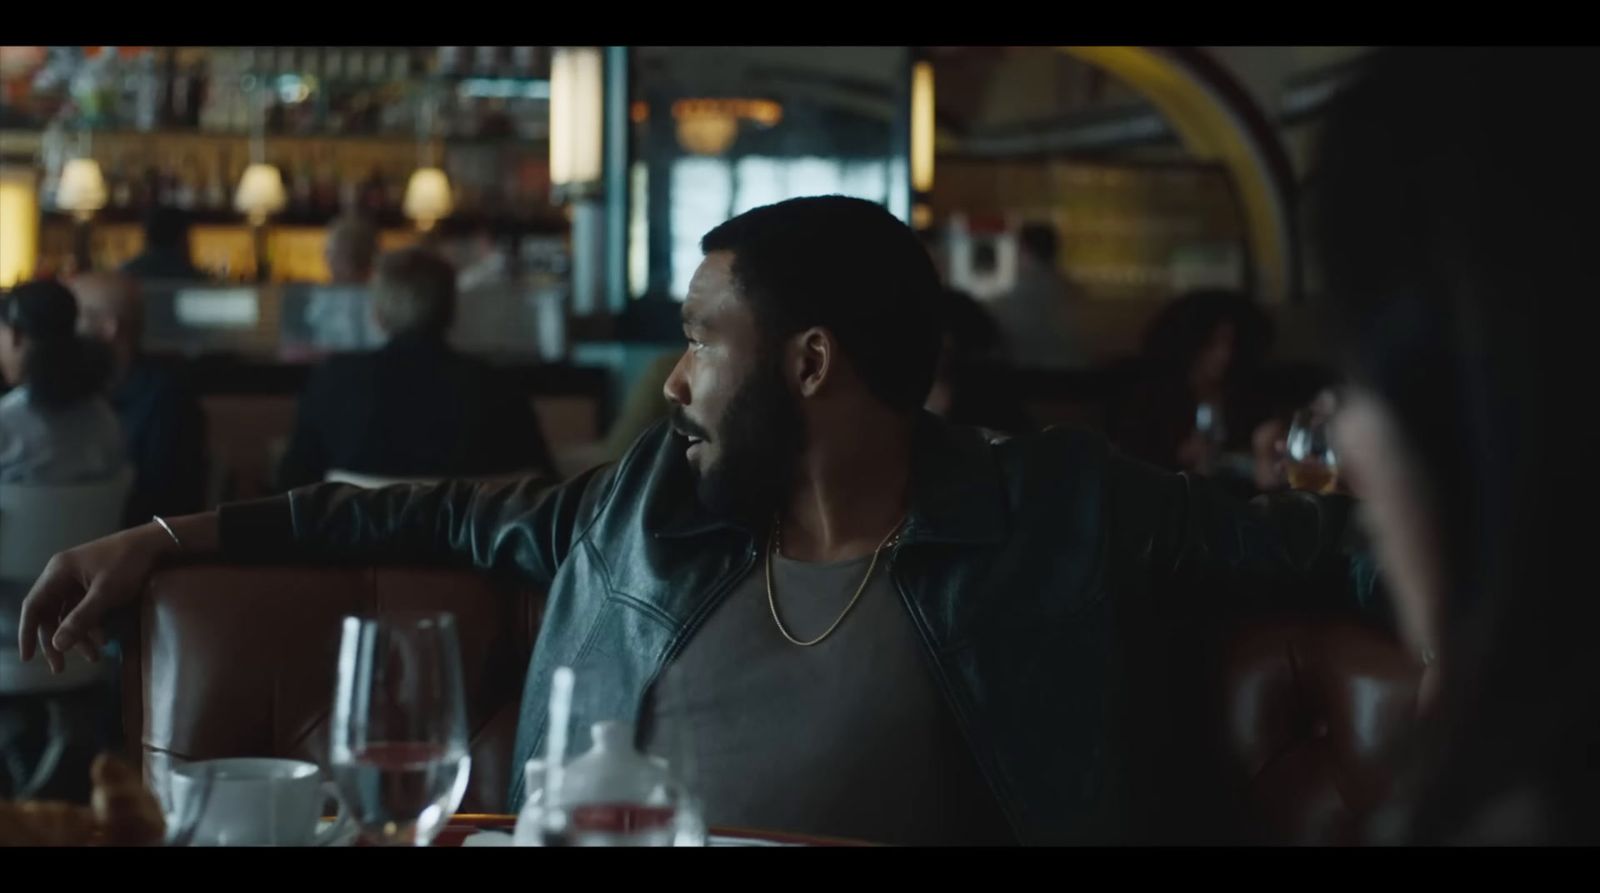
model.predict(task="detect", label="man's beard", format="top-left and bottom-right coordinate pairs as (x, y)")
top-left (672, 355), bottom-right (805, 526)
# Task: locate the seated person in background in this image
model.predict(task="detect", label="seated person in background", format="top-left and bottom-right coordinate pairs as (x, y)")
top-left (71, 272), bottom-right (207, 526)
top-left (276, 247), bottom-right (555, 488)
top-left (1314, 46), bottom-right (1600, 845)
top-left (293, 213), bottom-right (384, 357)
top-left (22, 197), bottom-right (1379, 845)
top-left (1106, 290), bottom-right (1277, 490)
top-left (989, 222), bottom-right (1084, 369)
top-left (925, 288), bottom-right (1035, 434)
top-left (119, 207), bottom-right (208, 284)
top-left (0, 280), bottom-right (124, 485)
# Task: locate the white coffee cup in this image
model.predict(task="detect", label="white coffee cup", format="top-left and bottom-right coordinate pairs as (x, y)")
top-left (171, 758), bottom-right (351, 846)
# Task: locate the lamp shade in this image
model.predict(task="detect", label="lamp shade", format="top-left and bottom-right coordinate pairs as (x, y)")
top-left (670, 99), bottom-right (783, 157)
top-left (403, 167), bottom-right (453, 228)
top-left (675, 111), bottom-right (739, 156)
top-left (56, 158), bottom-right (107, 215)
top-left (549, 46), bottom-right (604, 190)
top-left (234, 163), bottom-right (287, 222)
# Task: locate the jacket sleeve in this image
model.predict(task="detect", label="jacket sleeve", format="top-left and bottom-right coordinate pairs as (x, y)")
top-left (1103, 446), bottom-right (1385, 621)
top-left (217, 462), bottom-right (617, 591)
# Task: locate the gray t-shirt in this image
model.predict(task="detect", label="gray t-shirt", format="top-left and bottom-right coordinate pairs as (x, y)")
top-left (639, 550), bottom-right (1013, 845)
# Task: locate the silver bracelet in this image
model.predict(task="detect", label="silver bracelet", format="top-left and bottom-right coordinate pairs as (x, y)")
top-left (152, 515), bottom-right (184, 552)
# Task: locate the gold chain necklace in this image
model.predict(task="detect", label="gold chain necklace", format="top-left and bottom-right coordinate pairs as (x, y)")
top-left (765, 514), bottom-right (907, 647)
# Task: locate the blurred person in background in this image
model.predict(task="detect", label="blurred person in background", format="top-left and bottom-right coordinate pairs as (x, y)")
top-left (72, 272), bottom-right (206, 525)
top-left (277, 247), bottom-right (554, 488)
top-left (291, 212), bottom-right (384, 358)
top-left (1106, 290), bottom-right (1278, 492)
top-left (0, 280), bottom-right (124, 486)
top-left (119, 207), bottom-right (208, 283)
top-left (989, 221), bottom-right (1083, 369)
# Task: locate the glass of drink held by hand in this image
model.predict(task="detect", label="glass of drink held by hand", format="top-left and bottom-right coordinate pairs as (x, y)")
top-left (1285, 407), bottom-right (1339, 493)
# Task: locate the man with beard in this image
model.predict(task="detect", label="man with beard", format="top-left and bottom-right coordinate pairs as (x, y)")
top-left (16, 197), bottom-right (1374, 845)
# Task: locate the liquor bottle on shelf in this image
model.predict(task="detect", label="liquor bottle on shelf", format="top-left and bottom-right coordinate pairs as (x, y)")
top-left (384, 174), bottom-right (404, 212)
top-left (347, 48), bottom-right (368, 84)
top-left (367, 49), bottom-right (388, 84)
top-left (437, 47), bottom-right (463, 76)
top-left (291, 156), bottom-right (315, 213)
top-left (132, 49), bottom-right (161, 132)
top-left (512, 47), bottom-right (537, 77)
top-left (158, 48), bottom-right (179, 128)
top-left (197, 51), bottom-right (224, 131)
top-left (173, 155), bottom-right (200, 209)
top-left (110, 159), bottom-right (134, 210)
top-left (358, 166), bottom-right (388, 214)
top-left (184, 55), bottom-right (209, 128)
top-left (274, 46), bottom-right (295, 80)
top-left (338, 168), bottom-right (360, 212)
top-left (473, 46), bottom-right (501, 77)
top-left (138, 165), bottom-right (160, 208)
top-left (324, 46), bottom-right (345, 82)
top-left (204, 156), bottom-right (228, 210)
top-left (313, 151), bottom-right (339, 214)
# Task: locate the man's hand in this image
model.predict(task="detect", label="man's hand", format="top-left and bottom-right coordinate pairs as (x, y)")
top-left (16, 513), bottom-right (217, 672)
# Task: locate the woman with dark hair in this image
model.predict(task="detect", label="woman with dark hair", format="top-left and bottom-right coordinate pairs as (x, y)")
top-left (0, 280), bottom-right (125, 484)
top-left (1107, 289), bottom-right (1278, 487)
top-left (1315, 47), bottom-right (1600, 844)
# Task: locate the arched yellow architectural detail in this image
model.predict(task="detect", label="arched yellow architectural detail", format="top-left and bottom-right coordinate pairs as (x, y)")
top-left (1058, 46), bottom-right (1293, 302)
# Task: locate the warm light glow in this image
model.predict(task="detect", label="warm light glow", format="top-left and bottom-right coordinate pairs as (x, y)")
top-left (675, 113), bottom-right (739, 156)
top-left (0, 168), bottom-right (39, 287)
top-left (56, 158), bottom-right (107, 217)
top-left (670, 99), bottom-right (783, 127)
top-left (911, 61), bottom-right (935, 194)
top-left (234, 163), bottom-right (287, 224)
top-left (670, 99), bottom-right (783, 157)
top-left (403, 167), bottom-right (454, 230)
top-left (549, 47), bottom-right (604, 190)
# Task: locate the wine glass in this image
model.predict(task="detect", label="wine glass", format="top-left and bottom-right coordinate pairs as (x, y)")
top-left (1285, 407), bottom-right (1339, 493)
top-left (328, 612), bottom-right (472, 846)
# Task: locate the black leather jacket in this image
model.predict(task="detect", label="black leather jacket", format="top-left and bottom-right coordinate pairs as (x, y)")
top-left (219, 415), bottom-right (1378, 844)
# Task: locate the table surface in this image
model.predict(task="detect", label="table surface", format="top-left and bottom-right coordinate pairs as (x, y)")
top-left (433, 814), bottom-right (870, 847)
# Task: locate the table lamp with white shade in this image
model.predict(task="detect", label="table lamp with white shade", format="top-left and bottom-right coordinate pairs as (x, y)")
top-left (403, 166), bottom-right (453, 232)
top-left (56, 158), bottom-right (107, 272)
top-left (235, 162), bottom-right (286, 281)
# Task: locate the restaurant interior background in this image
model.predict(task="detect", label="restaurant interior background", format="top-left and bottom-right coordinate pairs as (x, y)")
top-left (0, 45), bottom-right (1366, 504)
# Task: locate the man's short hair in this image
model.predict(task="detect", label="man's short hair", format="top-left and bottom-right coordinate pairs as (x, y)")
top-left (372, 247), bottom-right (457, 337)
top-left (700, 196), bottom-right (944, 412)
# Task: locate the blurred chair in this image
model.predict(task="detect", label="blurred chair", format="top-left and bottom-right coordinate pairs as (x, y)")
top-left (128, 564), bottom-right (544, 813)
top-left (125, 561), bottom-right (1418, 833)
top-left (0, 466), bottom-right (133, 801)
top-left (0, 466), bottom-right (135, 585)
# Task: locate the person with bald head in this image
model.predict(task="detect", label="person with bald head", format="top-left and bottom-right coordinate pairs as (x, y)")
top-left (71, 271), bottom-right (207, 526)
